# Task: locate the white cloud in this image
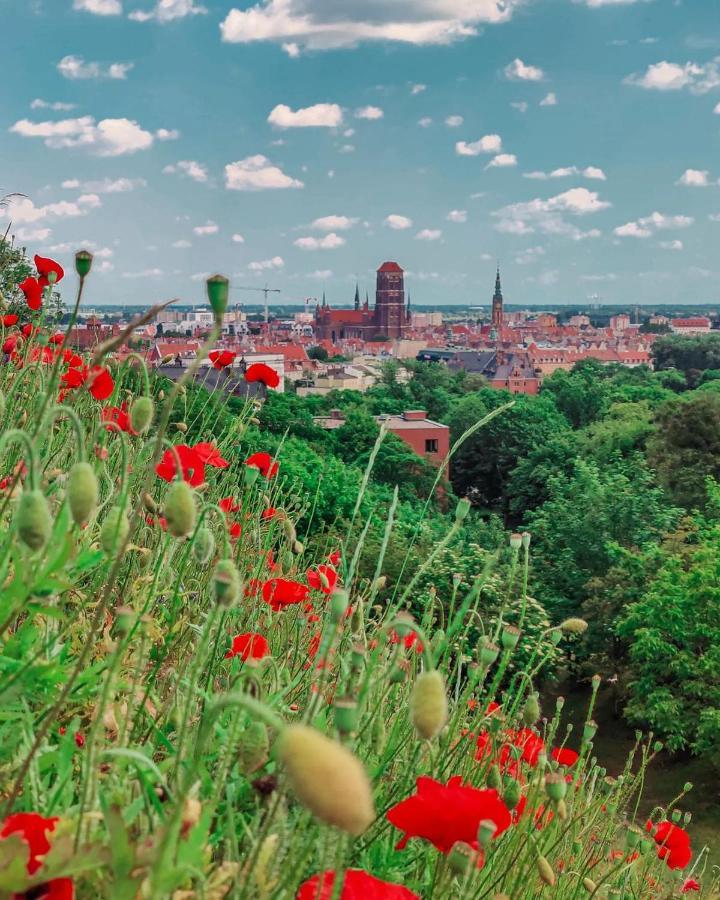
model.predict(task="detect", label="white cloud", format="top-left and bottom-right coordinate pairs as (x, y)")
top-left (511, 101), bottom-right (528, 113)
top-left (715, 102), bottom-right (720, 114)
top-left (515, 246), bottom-right (546, 264)
top-left (677, 168), bottom-right (711, 187)
top-left (225, 155), bottom-right (304, 190)
top-left (0, 193), bottom-right (101, 225)
top-left (614, 211), bottom-right (694, 238)
top-left (659, 239), bottom-right (683, 250)
top-left (384, 214), bottom-right (413, 230)
top-left (248, 256), bottom-right (284, 271)
top-left (122, 268), bottom-right (164, 278)
top-left (494, 187), bottom-right (611, 238)
top-left (231, 233), bottom-right (245, 243)
top-left (487, 153), bottom-right (517, 168)
top-left (129, 0), bottom-right (207, 22)
top-left (10, 116), bottom-right (162, 156)
top-left (355, 105), bottom-right (383, 120)
top-left (163, 160), bottom-right (209, 182)
top-left (579, 0), bottom-right (652, 6)
top-left (580, 273), bottom-right (617, 282)
top-left (47, 241), bottom-right (114, 260)
top-left (445, 115), bottom-right (464, 127)
top-left (268, 103), bottom-right (343, 128)
top-left (294, 232), bottom-right (345, 250)
top-left (31, 99), bottom-right (76, 111)
top-left (446, 209), bottom-right (467, 223)
top-left (283, 41), bottom-right (301, 56)
top-left (416, 228), bottom-right (442, 241)
top-left (504, 58), bottom-right (544, 81)
top-left (710, 213), bottom-right (720, 222)
top-left (524, 165), bottom-right (606, 181)
top-left (16, 227), bottom-right (53, 242)
top-left (193, 220), bottom-right (219, 235)
top-left (418, 117), bottom-right (433, 128)
top-left (625, 59), bottom-right (720, 94)
top-left (338, 143), bottom-right (355, 153)
top-left (73, 0), bottom-right (122, 13)
top-left (411, 83), bottom-right (427, 94)
top-left (539, 92), bottom-right (557, 106)
top-left (57, 55), bottom-right (133, 80)
top-left (308, 269), bottom-right (333, 279)
top-left (156, 128), bottom-right (180, 141)
top-left (311, 215), bottom-right (358, 231)
top-left (172, 239), bottom-right (192, 248)
top-left (61, 176), bottom-right (145, 192)
top-left (221, 1), bottom-right (519, 52)
top-left (455, 134), bottom-right (502, 156)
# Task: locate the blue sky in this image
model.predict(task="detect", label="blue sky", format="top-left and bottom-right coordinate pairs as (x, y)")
top-left (2, 0), bottom-right (720, 308)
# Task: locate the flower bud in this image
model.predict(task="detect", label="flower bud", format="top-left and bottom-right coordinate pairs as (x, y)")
top-left (329, 589), bottom-right (349, 624)
top-left (206, 274), bottom-right (229, 320)
top-left (164, 480), bottom-right (196, 538)
top-left (213, 558), bottom-right (241, 606)
top-left (238, 721), bottom-right (269, 774)
top-left (454, 497), bottom-right (472, 522)
top-left (276, 724), bottom-right (375, 835)
top-left (67, 461), bottom-right (98, 526)
top-left (683, 782), bottom-right (693, 793)
top-left (372, 575), bottom-right (387, 592)
top-left (671, 808), bottom-right (682, 823)
top-left (653, 740), bottom-right (663, 753)
top-left (175, 422), bottom-right (188, 434)
top-left (333, 697), bottom-right (359, 736)
top-left (101, 507), bottom-right (129, 554)
top-left (509, 532), bottom-right (522, 550)
top-left (523, 692), bottom-right (541, 725)
top-left (487, 764), bottom-right (502, 790)
top-left (550, 628), bottom-right (563, 645)
top-left (193, 526), bottom-right (215, 565)
top-left (536, 856), bottom-right (555, 887)
top-left (560, 617), bottom-right (588, 635)
top-left (544, 772), bottom-right (567, 802)
top-left (292, 540), bottom-right (304, 555)
top-left (503, 779), bottom-right (522, 810)
top-left (583, 878), bottom-right (597, 893)
top-left (410, 670), bottom-right (448, 740)
top-left (282, 519), bottom-right (297, 542)
top-left (16, 489), bottom-right (52, 551)
top-left (130, 396), bottom-right (154, 434)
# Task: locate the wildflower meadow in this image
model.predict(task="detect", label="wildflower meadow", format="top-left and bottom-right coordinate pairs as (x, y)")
top-left (0, 248), bottom-right (715, 899)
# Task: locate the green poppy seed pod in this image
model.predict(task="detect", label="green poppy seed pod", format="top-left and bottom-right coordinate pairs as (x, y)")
top-left (477, 819), bottom-right (496, 849)
top-left (276, 724), bottom-right (375, 835)
top-left (536, 856), bottom-right (555, 887)
top-left (238, 721), bottom-right (270, 775)
top-left (75, 249), bottom-right (93, 278)
top-left (683, 811), bottom-right (692, 825)
top-left (101, 507), bottom-right (130, 554)
top-left (500, 625), bottom-right (520, 650)
top-left (479, 640), bottom-right (500, 668)
top-left (653, 740), bottom-right (663, 753)
top-left (16, 489), bottom-right (52, 551)
top-left (447, 841), bottom-right (478, 876)
top-left (544, 773), bottom-right (567, 803)
top-left (671, 808), bottom-right (682, 823)
top-left (560, 617), bottom-right (588, 635)
top-left (502, 779), bottom-right (522, 810)
top-left (206, 274), bottom-right (229, 319)
top-left (454, 497), bottom-right (471, 522)
top-left (130, 396), bottom-right (154, 434)
top-left (193, 526), bottom-right (215, 565)
top-left (521, 531), bottom-right (531, 548)
top-left (626, 826), bottom-right (642, 849)
top-left (487, 764), bottom-right (502, 791)
top-left (583, 720), bottom-right (598, 743)
top-left (244, 464), bottom-right (260, 488)
top-left (333, 697), bottom-right (359, 736)
top-left (523, 692), bottom-right (541, 725)
top-left (67, 462), bottom-right (98, 526)
top-left (410, 670), bottom-right (448, 740)
top-left (583, 878), bottom-right (597, 893)
top-left (329, 589), bottom-right (349, 624)
top-left (509, 532), bottom-right (522, 550)
top-left (683, 781), bottom-right (693, 793)
top-left (213, 558), bottom-right (241, 606)
top-left (164, 480), bottom-right (196, 538)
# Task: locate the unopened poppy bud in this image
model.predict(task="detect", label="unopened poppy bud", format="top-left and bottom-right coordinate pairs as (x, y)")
top-left (213, 558), bottom-right (241, 606)
top-left (410, 670), bottom-right (448, 740)
top-left (521, 531), bottom-right (531, 548)
top-left (292, 540), bottom-right (304, 555)
top-left (503, 779), bottom-right (522, 810)
top-left (175, 422), bottom-right (188, 433)
top-left (550, 628), bottom-right (563, 645)
top-left (653, 740), bottom-right (663, 753)
top-left (683, 782), bottom-right (693, 793)
top-left (16, 489), bottom-right (52, 551)
top-left (560, 617), bottom-right (588, 635)
top-left (671, 808), bottom-right (682, 823)
top-left (536, 856), bottom-right (555, 886)
top-left (238, 721), bottom-right (269, 774)
top-left (479, 640), bottom-right (500, 667)
top-left (164, 480), bottom-right (196, 538)
top-left (487, 764), bottom-right (502, 790)
top-left (193, 526), bottom-right (215, 565)
top-left (281, 550), bottom-right (294, 572)
top-left (276, 724), bottom-right (375, 835)
top-left (333, 697), bottom-right (358, 736)
top-left (477, 819), bottom-right (496, 849)
top-left (583, 878), bottom-right (597, 893)
top-left (329, 589), bottom-right (349, 623)
top-left (67, 461), bottom-right (98, 526)
top-left (545, 772), bottom-right (567, 802)
top-left (101, 507), bottom-right (129, 554)
top-left (455, 497), bottom-right (471, 522)
top-left (75, 249), bottom-right (93, 278)
top-left (500, 625), bottom-right (520, 650)
top-left (448, 841), bottom-right (478, 875)
top-left (583, 720), bottom-right (597, 742)
top-left (130, 396), bottom-right (154, 434)
top-left (523, 692), bottom-right (541, 725)
top-left (509, 532), bottom-right (522, 550)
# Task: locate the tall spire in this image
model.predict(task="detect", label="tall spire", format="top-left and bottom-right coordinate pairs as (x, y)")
top-left (494, 266), bottom-right (503, 302)
top-left (322, 290), bottom-right (326, 308)
top-left (491, 265), bottom-right (504, 330)
top-left (354, 282), bottom-right (360, 310)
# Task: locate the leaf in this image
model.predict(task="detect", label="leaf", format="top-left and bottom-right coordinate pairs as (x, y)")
top-left (100, 794), bottom-right (135, 879)
top-left (0, 833), bottom-right (32, 891)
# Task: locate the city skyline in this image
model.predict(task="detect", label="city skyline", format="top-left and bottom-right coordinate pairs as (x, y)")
top-left (2, 0), bottom-right (720, 306)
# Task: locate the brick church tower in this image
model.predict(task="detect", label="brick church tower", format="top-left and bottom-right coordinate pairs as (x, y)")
top-left (374, 261), bottom-right (407, 338)
top-left (491, 266), bottom-right (504, 329)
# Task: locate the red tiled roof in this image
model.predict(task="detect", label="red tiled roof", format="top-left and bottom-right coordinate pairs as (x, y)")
top-left (377, 261), bottom-right (403, 273)
top-left (672, 317), bottom-right (711, 327)
top-left (317, 309), bottom-right (367, 323)
top-left (255, 343), bottom-right (309, 362)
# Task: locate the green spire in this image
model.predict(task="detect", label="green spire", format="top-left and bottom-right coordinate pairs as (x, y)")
top-left (354, 282), bottom-right (360, 310)
top-left (493, 267), bottom-right (503, 302)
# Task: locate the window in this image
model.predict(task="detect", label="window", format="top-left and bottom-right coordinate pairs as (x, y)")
top-left (425, 438), bottom-right (439, 453)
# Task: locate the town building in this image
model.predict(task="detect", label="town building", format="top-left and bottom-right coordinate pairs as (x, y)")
top-left (670, 317), bottom-right (712, 335)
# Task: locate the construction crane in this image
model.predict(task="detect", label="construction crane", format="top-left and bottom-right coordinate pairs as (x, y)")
top-left (231, 285), bottom-right (281, 325)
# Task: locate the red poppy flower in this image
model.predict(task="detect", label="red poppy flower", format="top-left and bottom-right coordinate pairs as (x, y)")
top-left (19, 277), bottom-right (43, 311)
top-left (245, 451), bottom-right (278, 479)
top-left (74, 732), bottom-right (85, 748)
top-left (156, 445), bottom-right (206, 487)
top-left (3, 334), bottom-right (20, 354)
top-left (21, 323), bottom-right (37, 338)
top-left (647, 821), bottom-right (692, 870)
top-left (34, 255), bottom-right (65, 288)
top-left (61, 365), bottom-right (115, 401)
top-left (219, 496), bottom-right (240, 514)
top-left (261, 507), bottom-right (276, 520)
top-left (229, 521), bottom-right (242, 540)
top-left (0, 812), bottom-right (75, 897)
top-left (224, 632), bottom-right (270, 662)
top-left (551, 747), bottom-right (579, 767)
top-left (49, 333), bottom-right (64, 345)
top-left (387, 776), bottom-right (512, 853)
top-left (193, 442), bottom-right (228, 468)
top-left (307, 564), bottom-right (339, 595)
top-left (297, 870), bottom-right (419, 900)
top-left (682, 879), bottom-right (701, 893)
top-left (61, 350), bottom-right (83, 368)
top-left (244, 362), bottom-right (280, 389)
top-left (262, 577), bottom-right (311, 611)
top-left (389, 630), bottom-right (424, 653)
top-left (1, 314), bottom-right (18, 327)
top-left (209, 349), bottom-right (237, 370)
top-left (327, 550), bottom-right (341, 566)
top-left (102, 404), bottom-right (133, 434)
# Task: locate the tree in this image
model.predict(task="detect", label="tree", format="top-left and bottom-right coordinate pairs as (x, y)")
top-left (647, 391), bottom-right (720, 510)
top-left (541, 360), bottom-right (614, 428)
top-left (651, 334), bottom-right (720, 386)
top-left (307, 345), bottom-right (329, 361)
